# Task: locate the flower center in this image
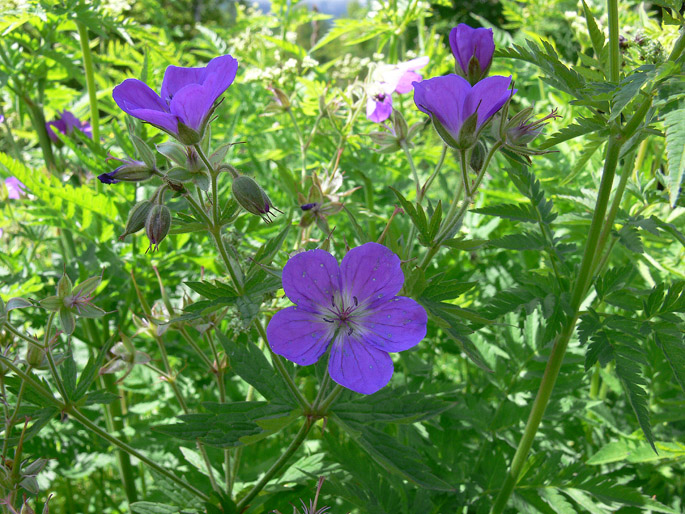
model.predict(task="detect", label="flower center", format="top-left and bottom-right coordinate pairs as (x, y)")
top-left (322, 294), bottom-right (361, 336)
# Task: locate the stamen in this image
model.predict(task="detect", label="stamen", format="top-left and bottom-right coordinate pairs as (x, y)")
top-left (331, 296), bottom-right (336, 308)
top-left (347, 327), bottom-right (353, 335)
top-left (322, 317), bottom-right (334, 323)
top-left (353, 296), bottom-right (358, 306)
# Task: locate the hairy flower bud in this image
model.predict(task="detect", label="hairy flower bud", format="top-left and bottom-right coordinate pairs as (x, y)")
top-left (231, 175), bottom-right (282, 223)
top-left (469, 141), bottom-right (487, 172)
top-left (26, 343), bottom-right (47, 369)
top-left (98, 158), bottom-right (156, 185)
top-left (145, 204), bottom-right (172, 253)
top-left (120, 201), bottom-right (154, 241)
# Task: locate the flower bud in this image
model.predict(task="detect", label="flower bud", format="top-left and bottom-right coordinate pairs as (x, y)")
top-left (145, 204), bottom-right (172, 253)
top-left (469, 141), bottom-right (487, 172)
top-left (98, 158), bottom-right (156, 185)
top-left (26, 343), bottom-right (47, 369)
top-left (231, 175), bottom-right (282, 223)
top-left (119, 201), bottom-right (154, 241)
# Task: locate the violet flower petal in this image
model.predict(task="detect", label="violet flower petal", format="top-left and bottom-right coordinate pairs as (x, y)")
top-left (366, 94), bottom-right (393, 123)
top-left (266, 306), bottom-right (332, 365)
top-left (360, 296), bottom-right (427, 352)
top-left (60, 111), bottom-right (81, 132)
top-left (394, 70), bottom-right (423, 94)
top-left (5, 177), bottom-right (25, 199)
top-left (113, 79), bottom-right (179, 133)
top-left (46, 120), bottom-right (66, 142)
top-left (328, 334), bottom-right (394, 394)
top-left (340, 242), bottom-right (404, 305)
top-left (169, 84), bottom-right (210, 130)
top-left (281, 249), bottom-right (341, 312)
top-left (413, 74), bottom-right (471, 139)
top-left (197, 54), bottom-right (239, 110)
top-left (463, 75), bottom-right (514, 128)
top-left (161, 66), bottom-right (206, 103)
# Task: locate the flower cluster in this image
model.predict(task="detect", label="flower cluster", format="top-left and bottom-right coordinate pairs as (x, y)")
top-left (267, 243), bottom-right (427, 395)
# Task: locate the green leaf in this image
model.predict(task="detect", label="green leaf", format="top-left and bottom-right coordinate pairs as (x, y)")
top-left (334, 389), bottom-right (454, 424)
top-left (337, 421), bottom-right (454, 491)
top-left (587, 441), bottom-right (630, 465)
top-left (653, 322), bottom-right (685, 396)
top-left (83, 390), bottom-right (120, 406)
top-left (61, 350), bottom-right (77, 399)
top-left (615, 343), bottom-right (656, 452)
top-left (389, 187), bottom-right (430, 242)
top-left (130, 502), bottom-right (181, 513)
top-left (217, 331), bottom-right (292, 403)
top-left (262, 35), bottom-right (307, 58)
top-left (72, 334), bottom-right (117, 401)
top-left (609, 66), bottom-right (656, 122)
top-left (582, 1), bottom-right (605, 68)
top-left (663, 106), bottom-right (685, 206)
top-left (249, 223), bottom-right (290, 270)
top-left (471, 203), bottom-right (537, 223)
top-left (153, 402), bottom-right (297, 448)
top-left (489, 231), bottom-right (545, 251)
top-left (538, 117), bottom-right (606, 150)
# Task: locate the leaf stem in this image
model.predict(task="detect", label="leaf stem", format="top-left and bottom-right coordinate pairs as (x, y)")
top-left (76, 22), bottom-right (100, 142)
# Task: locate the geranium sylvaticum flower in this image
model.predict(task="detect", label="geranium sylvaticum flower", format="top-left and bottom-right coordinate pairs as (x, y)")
top-left (112, 55), bottom-right (238, 143)
top-left (367, 57), bottom-right (429, 123)
top-left (450, 24), bottom-right (495, 85)
top-left (4, 177), bottom-right (25, 199)
top-left (45, 110), bottom-right (92, 142)
top-left (267, 242), bottom-right (427, 395)
top-left (413, 74), bottom-right (515, 149)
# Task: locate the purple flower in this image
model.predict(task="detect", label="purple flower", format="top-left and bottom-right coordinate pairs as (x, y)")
top-left (112, 55), bottom-right (238, 142)
top-left (449, 24), bottom-right (495, 85)
top-left (4, 177), bottom-right (25, 199)
top-left (367, 57), bottom-right (429, 123)
top-left (45, 110), bottom-right (92, 142)
top-left (413, 74), bottom-right (514, 148)
top-left (267, 242), bottom-right (427, 395)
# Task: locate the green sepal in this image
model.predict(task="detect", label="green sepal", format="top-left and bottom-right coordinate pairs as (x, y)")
top-left (60, 307), bottom-right (76, 335)
top-left (40, 296), bottom-right (63, 312)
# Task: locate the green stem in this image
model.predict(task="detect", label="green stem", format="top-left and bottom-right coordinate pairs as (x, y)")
top-left (76, 21), bottom-right (100, 144)
top-left (421, 145), bottom-right (447, 202)
top-left (235, 420), bottom-right (314, 509)
top-left (401, 140), bottom-right (421, 200)
top-left (43, 312), bottom-right (69, 401)
top-left (286, 108), bottom-right (307, 183)
top-left (607, 0), bottom-right (620, 83)
top-left (315, 383), bottom-right (344, 414)
top-left (1, 368), bottom-right (29, 459)
top-left (178, 327), bottom-right (215, 371)
top-left (490, 137), bottom-right (623, 514)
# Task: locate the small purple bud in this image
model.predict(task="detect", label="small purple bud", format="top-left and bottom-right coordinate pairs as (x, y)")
top-left (300, 203), bottom-right (319, 211)
top-left (98, 158), bottom-right (156, 185)
top-left (449, 24), bottom-right (495, 85)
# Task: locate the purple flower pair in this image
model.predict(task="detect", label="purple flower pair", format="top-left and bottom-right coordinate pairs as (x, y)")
top-left (267, 243), bottom-right (427, 395)
top-left (367, 57), bottom-right (429, 123)
top-left (413, 24), bottom-right (513, 149)
top-left (4, 177), bottom-right (25, 199)
top-left (46, 111), bottom-right (92, 142)
top-left (112, 55), bottom-right (238, 142)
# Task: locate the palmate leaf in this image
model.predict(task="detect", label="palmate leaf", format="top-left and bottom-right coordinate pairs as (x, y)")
top-left (470, 202), bottom-right (538, 223)
top-left (153, 401), bottom-right (299, 448)
top-left (652, 322), bottom-right (685, 396)
top-left (489, 231), bottom-right (546, 250)
top-left (663, 106), bottom-right (685, 206)
top-left (497, 39), bottom-right (585, 98)
top-left (333, 388), bottom-right (455, 424)
top-left (538, 116), bottom-right (607, 150)
top-left (609, 66), bottom-right (657, 122)
top-left (130, 502), bottom-right (180, 514)
top-left (335, 419), bottom-right (454, 492)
